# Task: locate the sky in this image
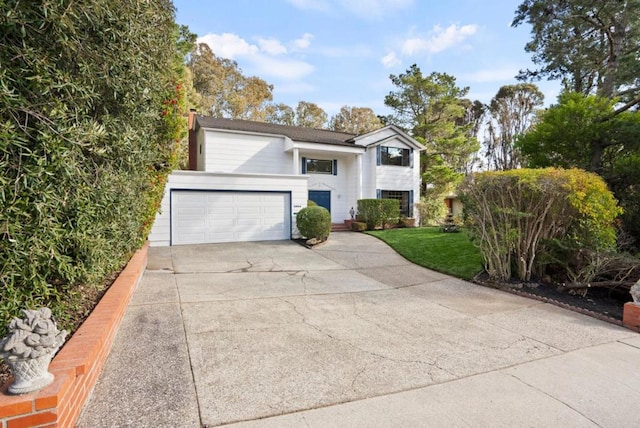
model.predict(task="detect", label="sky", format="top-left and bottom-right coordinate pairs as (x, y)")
top-left (172, 0), bottom-right (561, 118)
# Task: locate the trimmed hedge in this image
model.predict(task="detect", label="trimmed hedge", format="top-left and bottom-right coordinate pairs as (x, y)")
top-left (297, 206), bottom-right (332, 241)
top-left (0, 1), bottom-right (189, 338)
top-left (357, 199), bottom-right (400, 230)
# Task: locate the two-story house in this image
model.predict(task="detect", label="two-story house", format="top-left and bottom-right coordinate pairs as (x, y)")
top-left (148, 113), bottom-right (424, 246)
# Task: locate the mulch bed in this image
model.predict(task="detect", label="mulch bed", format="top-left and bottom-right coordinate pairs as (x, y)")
top-left (474, 273), bottom-right (631, 324)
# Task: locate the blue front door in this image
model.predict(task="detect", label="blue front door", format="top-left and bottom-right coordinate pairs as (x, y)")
top-left (308, 190), bottom-right (331, 213)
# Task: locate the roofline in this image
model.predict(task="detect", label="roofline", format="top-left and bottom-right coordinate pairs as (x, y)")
top-left (352, 125), bottom-right (426, 150)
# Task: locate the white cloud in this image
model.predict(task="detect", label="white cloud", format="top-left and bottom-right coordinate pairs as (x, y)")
top-left (198, 32), bottom-right (315, 85)
top-left (339, 0), bottom-right (413, 20)
top-left (381, 51), bottom-right (401, 68)
top-left (258, 38), bottom-right (288, 55)
top-left (401, 24), bottom-right (478, 56)
top-left (293, 33), bottom-right (314, 50)
top-left (197, 33), bottom-right (258, 59)
top-left (250, 55), bottom-right (314, 80)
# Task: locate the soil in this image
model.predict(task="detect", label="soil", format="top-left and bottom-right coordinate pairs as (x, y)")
top-left (474, 273), bottom-right (632, 324)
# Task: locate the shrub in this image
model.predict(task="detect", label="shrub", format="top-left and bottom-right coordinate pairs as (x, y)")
top-left (0, 1), bottom-right (189, 338)
top-left (415, 194), bottom-right (447, 226)
top-left (351, 222), bottom-right (368, 232)
top-left (357, 199), bottom-right (400, 230)
top-left (458, 168), bottom-right (621, 282)
top-left (307, 200), bottom-right (317, 207)
top-left (297, 206), bottom-right (332, 241)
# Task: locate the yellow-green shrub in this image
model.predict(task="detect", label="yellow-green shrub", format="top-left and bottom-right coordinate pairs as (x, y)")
top-left (458, 168), bottom-right (621, 281)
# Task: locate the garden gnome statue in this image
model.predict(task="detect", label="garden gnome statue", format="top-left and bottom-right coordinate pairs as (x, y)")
top-left (631, 280), bottom-right (640, 304)
top-left (0, 308), bottom-right (67, 394)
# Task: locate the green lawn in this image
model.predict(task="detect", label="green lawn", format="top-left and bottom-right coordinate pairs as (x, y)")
top-left (366, 227), bottom-right (484, 280)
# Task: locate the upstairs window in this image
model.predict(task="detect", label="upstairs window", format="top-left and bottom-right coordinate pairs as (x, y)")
top-left (303, 158), bottom-right (337, 175)
top-left (380, 146), bottom-right (410, 167)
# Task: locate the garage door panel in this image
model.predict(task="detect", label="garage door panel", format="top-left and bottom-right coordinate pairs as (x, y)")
top-left (171, 191), bottom-right (290, 245)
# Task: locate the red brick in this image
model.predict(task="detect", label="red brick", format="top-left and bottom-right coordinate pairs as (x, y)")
top-left (0, 399), bottom-right (33, 419)
top-left (7, 411), bottom-right (57, 428)
top-left (623, 302), bottom-right (640, 332)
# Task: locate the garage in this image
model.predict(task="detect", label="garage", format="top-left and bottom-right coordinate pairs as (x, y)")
top-left (171, 190), bottom-right (291, 245)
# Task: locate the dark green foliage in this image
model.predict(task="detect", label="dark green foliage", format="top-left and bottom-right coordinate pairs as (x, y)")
top-left (357, 199), bottom-right (400, 230)
top-left (296, 206), bottom-right (331, 241)
top-left (0, 1), bottom-right (187, 338)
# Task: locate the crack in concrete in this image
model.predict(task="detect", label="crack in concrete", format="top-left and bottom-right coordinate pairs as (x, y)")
top-left (279, 297), bottom-right (441, 371)
top-left (506, 372), bottom-right (603, 426)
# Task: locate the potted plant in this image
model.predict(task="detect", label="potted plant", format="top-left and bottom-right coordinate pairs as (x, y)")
top-left (0, 308), bottom-right (67, 394)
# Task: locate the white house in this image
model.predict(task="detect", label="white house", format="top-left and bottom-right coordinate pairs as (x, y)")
top-left (148, 113), bottom-right (424, 246)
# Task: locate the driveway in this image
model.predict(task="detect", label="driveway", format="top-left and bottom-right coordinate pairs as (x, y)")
top-left (79, 233), bottom-right (640, 427)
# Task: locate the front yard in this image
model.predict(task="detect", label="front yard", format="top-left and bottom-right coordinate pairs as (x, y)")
top-left (367, 227), bottom-right (483, 280)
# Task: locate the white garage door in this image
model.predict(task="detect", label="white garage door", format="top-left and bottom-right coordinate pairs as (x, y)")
top-left (171, 191), bottom-right (290, 245)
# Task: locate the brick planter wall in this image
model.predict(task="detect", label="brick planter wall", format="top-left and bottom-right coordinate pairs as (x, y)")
top-left (623, 302), bottom-right (640, 333)
top-left (0, 243), bottom-right (148, 428)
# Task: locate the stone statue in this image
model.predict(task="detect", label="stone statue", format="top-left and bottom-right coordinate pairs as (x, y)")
top-left (0, 308), bottom-right (67, 394)
top-left (631, 280), bottom-right (640, 304)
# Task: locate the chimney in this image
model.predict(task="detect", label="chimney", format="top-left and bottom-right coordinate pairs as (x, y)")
top-left (187, 108), bottom-right (197, 131)
top-left (188, 109), bottom-right (197, 170)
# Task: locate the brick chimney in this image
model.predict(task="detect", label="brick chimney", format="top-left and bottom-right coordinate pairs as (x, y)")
top-left (188, 109), bottom-right (197, 170)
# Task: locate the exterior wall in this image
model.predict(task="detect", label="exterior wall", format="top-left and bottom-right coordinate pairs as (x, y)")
top-left (148, 171), bottom-right (308, 246)
top-left (354, 128), bottom-right (396, 147)
top-left (302, 153), bottom-right (356, 223)
top-left (451, 197), bottom-right (464, 218)
top-left (374, 138), bottom-right (421, 219)
top-left (203, 130), bottom-right (291, 174)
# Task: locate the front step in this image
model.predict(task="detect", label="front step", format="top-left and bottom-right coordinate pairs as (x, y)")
top-left (331, 223), bottom-right (350, 232)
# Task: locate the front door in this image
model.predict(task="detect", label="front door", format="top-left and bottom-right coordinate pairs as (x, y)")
top-left (308, 190), bottom-right (331, 213)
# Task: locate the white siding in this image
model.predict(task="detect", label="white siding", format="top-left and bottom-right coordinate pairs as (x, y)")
top-left (354, 128), bottom-right (397, 147)
top-left (148, 171), bottom-right (308, 246)
top-left (297, 153), bottom-right (365, 223)
top-left (203, 130), bottom-right (291, 174)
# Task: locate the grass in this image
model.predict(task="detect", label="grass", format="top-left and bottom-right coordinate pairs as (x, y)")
top-left (366, 227), bottom-right (484, 280)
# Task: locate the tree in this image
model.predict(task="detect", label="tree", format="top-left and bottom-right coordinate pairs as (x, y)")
top-left (188, 43), bottom-right (273, 119)
top-left (517, 92), bottom-right (640, 249)
top-left (265, 103), bottom-right (295, 125)
top-left (295, 101), bottom-right (327, 129)
top-left (513, 0), bottom-right (640, 108)
top-left (384, 64), bottom-right (480, 195)
top-left (329, 106), bottom-right (383, 134)
top-left (484, 83), bottom-right (544, 170)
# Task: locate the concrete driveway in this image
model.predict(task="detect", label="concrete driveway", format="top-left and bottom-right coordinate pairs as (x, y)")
top-left (79, 233), bottom-right (640, 427)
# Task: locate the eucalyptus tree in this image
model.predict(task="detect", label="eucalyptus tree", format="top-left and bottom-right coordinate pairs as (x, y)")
top-left (329, 106), bottom-right (383, 134)
top-left (484, 83), bottom-right (544, 170)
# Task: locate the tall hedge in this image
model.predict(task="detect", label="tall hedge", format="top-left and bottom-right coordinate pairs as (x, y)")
top-left (458, 168), bottom-right (621, 282)
top-left (0, 1), bottom-right (189, 336)
top-left (357, 199), bottom-right (400, 230)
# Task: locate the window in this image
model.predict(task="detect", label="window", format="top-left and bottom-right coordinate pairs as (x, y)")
top-left (303, 158), bottom-right (336, 175)
top-left (381, 190), bottom-right (411, 217)
top-left (381, 146), bottom-right (410, 166)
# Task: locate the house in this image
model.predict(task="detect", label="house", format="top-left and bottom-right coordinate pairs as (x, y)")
top-left (148, 113), bottom-right (425, 246)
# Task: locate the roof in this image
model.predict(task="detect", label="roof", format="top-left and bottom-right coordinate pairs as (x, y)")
top-left (195, 116), bottom-right (359, 147)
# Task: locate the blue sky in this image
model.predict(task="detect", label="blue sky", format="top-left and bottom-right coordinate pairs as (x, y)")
top-left (173, 0), bottom-right (560, 118)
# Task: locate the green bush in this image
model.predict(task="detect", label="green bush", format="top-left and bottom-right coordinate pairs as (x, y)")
top-left (357, 199), bottom-right (400, 230)
top-left (351, 222), bottom-right (368, 232)
top-left (458, 168), bottom-right (621, 282)
top-left (297, 206), bottom-right (332, 241)
top-left (0, 1), bottom-right (190, 338)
